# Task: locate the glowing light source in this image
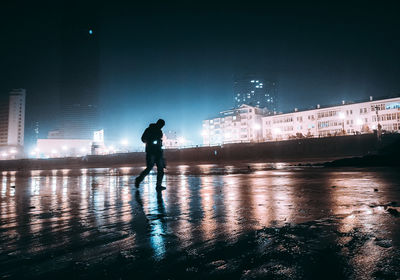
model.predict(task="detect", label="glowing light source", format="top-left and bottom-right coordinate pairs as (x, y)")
top-left (273, 128), bottom-right (282, 134)
top-left (121, 139), bottom-right (129, 146)
top-left (177, 137), bottom-right (186, 145)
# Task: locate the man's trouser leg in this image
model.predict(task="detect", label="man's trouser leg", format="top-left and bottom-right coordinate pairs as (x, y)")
top-left (155, 156), bottom-right (165, 187)
top-left (136, 154), bottom-right (155, 184)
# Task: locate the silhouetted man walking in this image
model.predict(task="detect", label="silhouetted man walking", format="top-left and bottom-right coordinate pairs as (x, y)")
top-left (135, 119), bottom-right (166, 191)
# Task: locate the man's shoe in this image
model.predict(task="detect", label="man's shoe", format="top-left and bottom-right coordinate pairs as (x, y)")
top-left (155, 186), bottom-right (166, 192)
top-left (135, 177), bottom-right (141, 188)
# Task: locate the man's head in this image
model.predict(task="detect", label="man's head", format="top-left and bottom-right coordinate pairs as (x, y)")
top-left (156, 119), bottom-right (165, 128)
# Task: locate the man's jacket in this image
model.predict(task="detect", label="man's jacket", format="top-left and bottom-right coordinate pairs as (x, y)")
top-left (141, 123), bottom-right (163, 154)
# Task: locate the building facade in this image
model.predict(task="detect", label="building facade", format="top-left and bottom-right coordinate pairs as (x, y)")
top-left (203, 96), bottom-right (400, 145)
top-left (163, 131), bottom-right (179, 149)
top-left (36, 139), bottom-right (92, 158)
top-left (202, 104), bottom-right (267, 145)
top-left (234, 74), bottom-right (277, 112)
top-left (262, 97), bottom-right (400, 141)
top-left (0, 89), bottom-right (26, 158)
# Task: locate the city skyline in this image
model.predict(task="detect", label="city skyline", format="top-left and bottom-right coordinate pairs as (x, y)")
top-left (1, 1), bottom-right (400, 148)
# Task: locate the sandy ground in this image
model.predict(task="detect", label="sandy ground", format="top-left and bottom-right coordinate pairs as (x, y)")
top-left (0, 164), bottom-right (399, 279)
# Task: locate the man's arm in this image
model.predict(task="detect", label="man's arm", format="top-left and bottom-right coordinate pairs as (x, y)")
top-left (141, 128), bottom-right (149, 143)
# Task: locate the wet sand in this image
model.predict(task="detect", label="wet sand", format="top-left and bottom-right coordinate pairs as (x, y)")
top-left (1, 164), bottom-right (399, 279)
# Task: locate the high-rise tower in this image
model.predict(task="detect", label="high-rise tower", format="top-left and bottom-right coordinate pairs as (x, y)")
top-left (0, 89), bottom-right (26, 158)
top-left (234, 74), bottom-right (278, 112)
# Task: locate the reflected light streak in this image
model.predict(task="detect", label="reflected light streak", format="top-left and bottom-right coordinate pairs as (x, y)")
top-left (1, 176), bottom-right (6, 197)
top-left (175, 175), bottom-right (191, 246)
top-left (223, 175), bottom-right (241, 235)
top-left (199, 177), bottom-right (218, 241)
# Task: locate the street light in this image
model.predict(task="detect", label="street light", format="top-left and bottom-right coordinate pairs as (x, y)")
top-left (253, 123), bottom-right (261, 142)
top-left (339, 112), bottom-right (345, 134)
top-left (273, 127), bottom-right (281, 134)
top-left (356, 118), bottom-right (363, 134)
top-left (120, 139), bottom-right (129, 152)
top-left (51, 149), bottom-right (58, 157)
top-left (177, 137), bottom-right (186, 147)
top-left (272, 127), bottom-right (282, 140)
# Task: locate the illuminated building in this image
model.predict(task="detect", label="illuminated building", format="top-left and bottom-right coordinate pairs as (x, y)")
top-left (35, 130), bottom-right (105, 158)
top-left (203, 96), bottom-right (400, 144)
top-left (0, 89), bottom-right (26, 159)
top-left (36, 139), bottom-right (92, 158)
top-left (163, 131), bottom-right (179, 149)
top-left (202, 104), bottom-right (266, 145)
top-left (262, 96), bottom-right (400, 140)
top-left (234, 74), bottom-right (278, 112)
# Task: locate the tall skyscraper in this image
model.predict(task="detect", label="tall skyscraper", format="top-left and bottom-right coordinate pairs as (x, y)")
top-left (0, 89), bottom-right (26, 157)
top-left (234, 74), bottom-right (278, 112)
top-left (57, 6), bottom-right (100, 139)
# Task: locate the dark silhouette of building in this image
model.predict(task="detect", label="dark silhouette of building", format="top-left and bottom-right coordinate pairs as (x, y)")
top-left (57, 4), bottom-right (100, 139)
top-left (234, 74), bottom-right (278, 112)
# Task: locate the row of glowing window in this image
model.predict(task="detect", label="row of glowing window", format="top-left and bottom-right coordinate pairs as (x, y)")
top-left (209, 128), bottom-right (249, 134)
top-left (372, 113), bottom-right (400, 121)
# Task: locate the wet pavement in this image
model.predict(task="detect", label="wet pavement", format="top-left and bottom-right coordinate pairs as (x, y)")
top-left (0, 164), bottom-right (400, 279)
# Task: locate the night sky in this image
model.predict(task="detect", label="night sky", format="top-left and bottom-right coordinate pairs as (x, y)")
top-left (1, 1), bottom-right (400, 147)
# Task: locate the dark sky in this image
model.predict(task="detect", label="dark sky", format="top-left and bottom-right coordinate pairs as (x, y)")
top-left (1, 1), bottom-right (400, 147)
